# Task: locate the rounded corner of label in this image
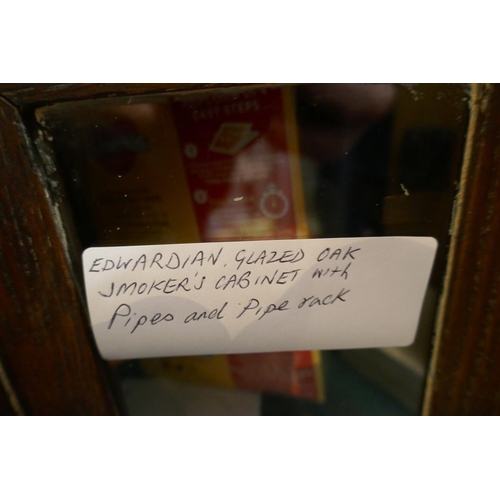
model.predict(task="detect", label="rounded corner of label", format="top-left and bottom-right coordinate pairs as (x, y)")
top-left (428, 236), bottom-right (439, 249)
top-left (82, 247), bottom-right (95, 260)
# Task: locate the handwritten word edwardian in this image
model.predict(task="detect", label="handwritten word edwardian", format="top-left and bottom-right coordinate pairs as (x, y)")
top-left (83, 237), bottom-right (438, 359)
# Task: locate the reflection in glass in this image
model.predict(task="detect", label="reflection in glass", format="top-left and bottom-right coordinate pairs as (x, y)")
top-left (39, 84), bottom-right (469, 415)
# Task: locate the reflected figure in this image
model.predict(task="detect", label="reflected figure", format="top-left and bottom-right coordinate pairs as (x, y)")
top-left (297, 84), bottom-right (396, 237)
top-left (297, 84), bottom-right (396, 164)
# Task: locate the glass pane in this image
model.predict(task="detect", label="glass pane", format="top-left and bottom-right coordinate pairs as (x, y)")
top-left (39, 84), bottom-right (469, 415)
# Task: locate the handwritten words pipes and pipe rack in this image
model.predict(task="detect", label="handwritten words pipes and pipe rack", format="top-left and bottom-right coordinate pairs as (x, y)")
top-left (83, 237), bottom-right (437, 359)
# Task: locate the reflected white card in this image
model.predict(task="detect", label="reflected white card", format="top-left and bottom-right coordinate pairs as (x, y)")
top-left (82, 237), bottom-right (437, 360)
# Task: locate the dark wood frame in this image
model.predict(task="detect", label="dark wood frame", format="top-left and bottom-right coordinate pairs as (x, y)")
top-left (0, 83), bottom-right (498, 415)
top-left (423, 84), bottom-right (500, 415)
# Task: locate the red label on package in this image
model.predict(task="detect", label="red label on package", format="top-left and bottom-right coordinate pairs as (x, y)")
top-left (171, 88), bottom-right (300, 241)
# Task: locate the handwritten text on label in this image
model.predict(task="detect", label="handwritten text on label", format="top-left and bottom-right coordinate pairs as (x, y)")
top-left (82, 237), bottom-right (437, 360)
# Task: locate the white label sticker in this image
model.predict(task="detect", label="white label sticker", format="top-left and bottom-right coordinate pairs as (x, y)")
top-left (82, 237), bottom-right (437, 360)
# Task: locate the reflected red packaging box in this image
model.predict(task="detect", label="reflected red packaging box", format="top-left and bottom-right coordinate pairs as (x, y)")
top-left (154, 87), bottom-right (324, 402)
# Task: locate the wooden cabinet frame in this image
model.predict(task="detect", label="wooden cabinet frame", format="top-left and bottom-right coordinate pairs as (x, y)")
top-left (0, 84), bottom-right (498, 415)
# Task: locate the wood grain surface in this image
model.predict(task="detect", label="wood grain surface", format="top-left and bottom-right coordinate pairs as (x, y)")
top-left (0, 83), bottom-right (258, 107)
top-left (424, 84), bottom-right (500, 415)
top-left (0, 96), bottom-right (117, 415)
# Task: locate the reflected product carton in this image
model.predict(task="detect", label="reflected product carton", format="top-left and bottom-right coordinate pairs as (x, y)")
top-left (153, 87), bottom-right (323, 402)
